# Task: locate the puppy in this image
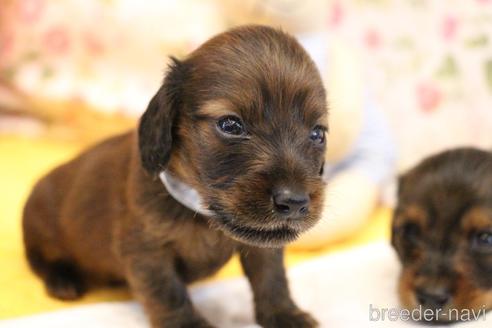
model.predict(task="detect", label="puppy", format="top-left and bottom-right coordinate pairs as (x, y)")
top-left (392, 148), bottom-right (492, 323)
top-left (22, 25), bottom-right (328, 328)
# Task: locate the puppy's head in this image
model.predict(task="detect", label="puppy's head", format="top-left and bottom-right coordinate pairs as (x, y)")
top-left (138, 26), bottom-right (328, 247)
top-left (392, 148), bottom-right (492, 323)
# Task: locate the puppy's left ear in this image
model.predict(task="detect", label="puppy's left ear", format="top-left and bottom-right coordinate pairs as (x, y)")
top-left (138, 57), bottom-right (187, 174)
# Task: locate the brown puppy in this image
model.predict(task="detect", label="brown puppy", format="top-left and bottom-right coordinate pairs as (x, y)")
top-left (23, 26), bottom-right (328, 327)
top-left (392, 148), bottom-right (492, 323)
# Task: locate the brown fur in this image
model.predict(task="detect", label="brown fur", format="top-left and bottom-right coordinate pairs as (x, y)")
top-left (392, 148), bottom-right (492, 323)
top-left (22, 26), bottom-right (328, 327)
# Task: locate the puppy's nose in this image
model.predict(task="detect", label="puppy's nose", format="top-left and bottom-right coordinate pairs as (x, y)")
top-left (416, 288), bottom-right (451, 309)
top-left (272, 188), bottom-right (310, 219)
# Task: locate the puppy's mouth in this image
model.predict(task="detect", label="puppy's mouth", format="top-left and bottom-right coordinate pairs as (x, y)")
top-left (211, 213), bottom-right (300, 248)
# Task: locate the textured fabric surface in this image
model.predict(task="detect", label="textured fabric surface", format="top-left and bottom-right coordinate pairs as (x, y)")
top-left (1, 243), bottom-right (489, 327)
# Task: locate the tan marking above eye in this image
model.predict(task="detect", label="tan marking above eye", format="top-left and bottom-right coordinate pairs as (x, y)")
top-left (461, 207), bottom-right (492, 232)
top-left (395, 204), bottom-right (427, 229)
top-left (198, 99), bottom-right (237, 119)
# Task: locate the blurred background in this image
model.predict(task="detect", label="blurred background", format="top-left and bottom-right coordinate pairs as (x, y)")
top-left (2, 0), bottom-right (492, 170)
top-left (1, 0), bottom-right (492, 320)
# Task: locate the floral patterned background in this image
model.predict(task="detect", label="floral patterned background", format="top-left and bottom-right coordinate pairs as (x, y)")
top-left (1, 0), bottom-right (492, 171)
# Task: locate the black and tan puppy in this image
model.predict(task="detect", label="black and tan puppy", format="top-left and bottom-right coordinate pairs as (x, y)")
top-left (22, 26), bottom-right (328, 327)
top-left (392, 148), bottom-right (492, 323)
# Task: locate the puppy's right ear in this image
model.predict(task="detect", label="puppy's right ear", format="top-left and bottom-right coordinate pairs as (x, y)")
top-left (138, 57), bottom-right (187, 174)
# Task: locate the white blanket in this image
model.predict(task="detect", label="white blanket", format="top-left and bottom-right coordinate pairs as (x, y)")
top-left (1, 243), bottom-right (489, 327)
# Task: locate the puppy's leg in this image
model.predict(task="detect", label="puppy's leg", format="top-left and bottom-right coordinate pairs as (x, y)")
top-left (240, 247), bottom-right (318, 328)
top-left (121, 248), bottom-right (212, 328)
top-left (25, 248), bottom-right (86, 300)
top-left (23, 180), bottom-right (87, 301)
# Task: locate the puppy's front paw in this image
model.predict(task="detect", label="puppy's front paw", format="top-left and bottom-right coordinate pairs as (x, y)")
top-left (258, 309), bottom-right (318, 328)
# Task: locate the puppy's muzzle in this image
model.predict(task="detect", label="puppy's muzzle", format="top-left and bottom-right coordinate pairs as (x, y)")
top-left (415, 287), bottom-right (452, 310)
top-left (272, 187), bottom-right (310, 220)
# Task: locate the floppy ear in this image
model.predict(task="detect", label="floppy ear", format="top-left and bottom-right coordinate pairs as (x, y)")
top-left (138, 57), bottom-right (187, 174)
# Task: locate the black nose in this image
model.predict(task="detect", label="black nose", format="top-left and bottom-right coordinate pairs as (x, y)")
top-left (416, 288), bottom-right (451, 309)
top-left (272, 187), bottom-right (310, 219)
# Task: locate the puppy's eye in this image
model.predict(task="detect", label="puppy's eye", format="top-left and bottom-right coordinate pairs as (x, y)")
top-left (217, 116), bottom-right (245, 136)
top-left (310, 126), bottom-right (325, 145)
top-left (471, 231), bottom-right (492, 251)
top-left (402, 222), bottom-right (420, 242)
